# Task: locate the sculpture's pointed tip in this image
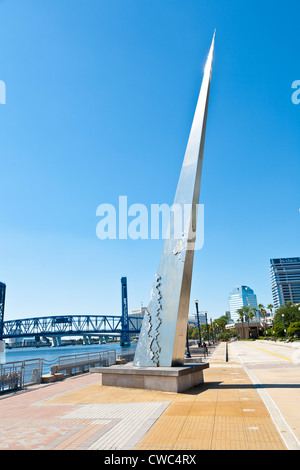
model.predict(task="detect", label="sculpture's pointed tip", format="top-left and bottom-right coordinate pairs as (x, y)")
top-left (203, 31), bottom-right (215, 74)
top-left (211, 29), bottom-right (216, 48)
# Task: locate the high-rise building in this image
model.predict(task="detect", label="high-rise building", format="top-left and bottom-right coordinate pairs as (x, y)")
top-left (188, 311), bottom-right (206, 327)
top-left (228, 285), bottom-right (258, 322)
top-left (270, 258), bottom-right (300, 310)
top-left (130, 307), bottom-right (147, 319)
top-left (129, 307), bottom-right (147, 330)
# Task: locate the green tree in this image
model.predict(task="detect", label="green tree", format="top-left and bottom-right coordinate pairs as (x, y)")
top-left (188, 327), bottom-right (198, 339)
top-left (274, 302), bottom-right (300, 332)
top-left (214, 315), bottom-right (228, 333)
top-left (287, 322), bottom-right (300, 338)
top-left (274, 323), bottom-right (284, 337)
top-left (201, 324), bottom-right (208, 340)
top-left (190, 328), bottom-right (200, 340)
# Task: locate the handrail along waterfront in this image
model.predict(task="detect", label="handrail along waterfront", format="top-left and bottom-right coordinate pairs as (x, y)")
top-left (50, 349), bottom-right (117, 376)
top-left (0, 347), bottom-right (137, 392)
top-left (0, 358), bottom-right (43, 393)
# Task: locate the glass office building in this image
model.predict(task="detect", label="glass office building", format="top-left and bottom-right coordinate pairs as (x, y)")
top-left (270, 258), bottom-right (300, 310)
top-left (228, 285), bottom-right (258, 322)
top-left (188, 311), bottom-right (207, 327)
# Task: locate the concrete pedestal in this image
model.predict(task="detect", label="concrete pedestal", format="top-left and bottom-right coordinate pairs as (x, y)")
top-left (41, 373), bottom-right (64, 383)
top-left (93, 363), bottom-right (209, 393)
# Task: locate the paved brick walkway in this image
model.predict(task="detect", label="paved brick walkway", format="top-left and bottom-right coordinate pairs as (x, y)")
top-left (136, 363), bottom-right (285, 450)
top-left (0, 344), bottom-right (288, 450)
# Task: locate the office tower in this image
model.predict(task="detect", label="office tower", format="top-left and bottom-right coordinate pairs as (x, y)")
top-left (229, 285), bottom-right (258, 322)
top-left (270, 258), bottom-right (300, 309)
top-left (188, 311), bottom-right (206, 326)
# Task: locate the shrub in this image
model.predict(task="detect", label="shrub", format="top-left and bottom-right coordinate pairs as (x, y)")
top-left (287, 322), bottom-right (300, 338)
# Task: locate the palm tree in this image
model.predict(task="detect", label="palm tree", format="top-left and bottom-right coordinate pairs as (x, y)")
top-left (257, 304), bottom-right (265, 324)
top-left (250, 307), bottom-right (259, 337)
top-left (250, 306), bottom-right (257, 320)
top-left (258, 303), bottom-right (267, 332)
top-left (236, 308), bottom-right (245, 339)
top-left (243, 305), bottom-right (251, 319)
top-left (267, 303), bottom-right (274, 316)
top-left (258, 303), bottom-right (265, 316)
top-left (247, 309), bottom-right (255, 338)
top-left (267, 304), bottom-right (274, 335)
top-left (242, 305), bottom-right (250, 332)
top-left (242, 306), bottom-right (252, 339)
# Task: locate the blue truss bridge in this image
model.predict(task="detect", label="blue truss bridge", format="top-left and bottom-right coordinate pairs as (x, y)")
top-left (0, 315), bottom-right (143, 347)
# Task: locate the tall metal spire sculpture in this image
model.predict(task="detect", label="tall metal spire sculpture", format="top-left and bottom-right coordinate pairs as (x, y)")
top-left (134, 32), bottom-right (215, 367)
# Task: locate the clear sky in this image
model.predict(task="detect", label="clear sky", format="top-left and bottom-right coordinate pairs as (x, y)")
top-left (0, 0), bottom-right (299, 321)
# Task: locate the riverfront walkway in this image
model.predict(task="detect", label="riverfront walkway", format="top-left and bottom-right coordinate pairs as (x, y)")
top-left (0, 341), bottom-right (299, 450)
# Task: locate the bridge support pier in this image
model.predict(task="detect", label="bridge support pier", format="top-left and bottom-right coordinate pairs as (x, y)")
top-left (83, 335), bottom-right (91, 345)
top-left (52, 337), bottom-right (62, 347)
top-left (120, 277), bottom-right (131, 348)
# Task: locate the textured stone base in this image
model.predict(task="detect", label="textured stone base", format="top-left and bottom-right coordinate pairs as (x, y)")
top-left (93, 363), bottom-right (209, 393)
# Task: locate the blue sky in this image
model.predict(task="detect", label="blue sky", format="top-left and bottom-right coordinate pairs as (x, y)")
top-left (0, 0), bottom-right (299, 320)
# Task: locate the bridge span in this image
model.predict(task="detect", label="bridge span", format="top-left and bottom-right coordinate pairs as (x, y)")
top-left (0, 315), bottom-right (143, 347)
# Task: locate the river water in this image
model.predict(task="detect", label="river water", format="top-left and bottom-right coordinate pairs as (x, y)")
top-left (2, 342), bottom-right (137, 374)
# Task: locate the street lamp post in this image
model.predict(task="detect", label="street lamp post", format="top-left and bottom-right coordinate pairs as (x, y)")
top-left (195, 299), bottom-right (201, 347)
top-left (282, 314), bottom-right (286, 338)
top-left (185, 323), bottom-right (191, 358)
top-left (205, 310), bottom-right (209, 344)
top-left (210, 317), bottom-right (214, 343)
top-left (272, 319), bottom-right (276, 342)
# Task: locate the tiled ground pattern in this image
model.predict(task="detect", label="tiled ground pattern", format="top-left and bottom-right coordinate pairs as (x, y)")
top-left (135, 365), bottom-right (285, 450)
top-left (0, 345), bottom-right (287, 450)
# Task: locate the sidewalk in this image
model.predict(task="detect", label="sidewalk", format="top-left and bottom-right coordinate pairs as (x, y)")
top-left (0, 343), bottom-right (288, 450)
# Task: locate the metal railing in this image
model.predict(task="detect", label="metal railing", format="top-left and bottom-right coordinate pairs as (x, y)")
top-left (0, 359), bottom-right (43, 393)
top-left (117, 348), bottom-right (136, 363)
top-left (0, 346), bottom-right (140, 393)
top-left (50, 349), bottom-right (117, 376)
top-left (187, 341), bottom-right (220, 362)
top-left (0, 349), bottom-right (120, 393)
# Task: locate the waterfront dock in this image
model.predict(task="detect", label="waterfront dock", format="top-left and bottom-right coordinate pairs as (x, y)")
top-left (0, 341), bottom-right (299, 450)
